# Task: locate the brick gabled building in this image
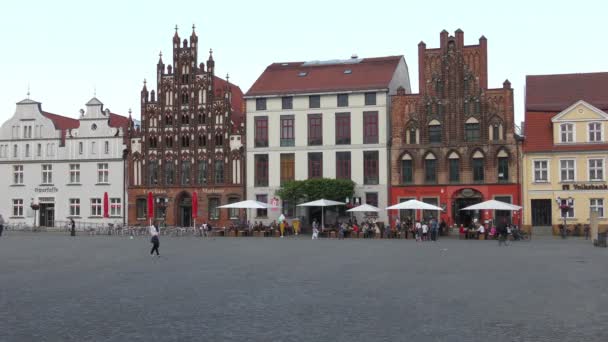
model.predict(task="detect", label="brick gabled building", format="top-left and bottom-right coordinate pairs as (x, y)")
top-left (127, 27), bottom-right (245, 228)
top-left (390, 30), bottom-right (521, 228)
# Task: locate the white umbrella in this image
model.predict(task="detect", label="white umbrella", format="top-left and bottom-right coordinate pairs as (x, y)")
top-left (297, 199), bottom-right (345, 229)
top-left (385, 199), bottom-right (443, 211)
top-left (460, 200), bottom-right (521, 211)
top-left (218, 200), bottom-right (274, 209)
top-left (346, 203), bottom-right (381, 212)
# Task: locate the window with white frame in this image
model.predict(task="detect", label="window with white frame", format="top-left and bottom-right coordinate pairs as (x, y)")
top-left (97, 163), bottom-right (109, 183)
top-left (69, 198), bottom-right (80, 216)
top-left (589, 122), bottom-right (602, 142)
top-left (42, 164), bottom-right (53, 184)
top-left (90, 198), bottom-right (102, 217)
top-left (25, 144), bottom-right (30, 157)
top-left (559, 159), bottom-right (575, 182)
top-left (12, 199), bottom-right (23, 217)
top-left (69, 164), bottom-right (80, 183)
top-left (560, 123), bottom-right (574, 143)
top-left (13, 165), bottom-right (23, 184)
top-left (533, 160), bottom-right (549, 182)
top-left (589, 159), bottom-right (604, 181)
top-left (559, 198), bottom-right (574, 218)
top-left (590, 198), bottom-right (604, 218)
top-left (110, 198), bottom-right (121, 216)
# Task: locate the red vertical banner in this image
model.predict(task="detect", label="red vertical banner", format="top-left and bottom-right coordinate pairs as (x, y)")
top-left (147, 192), bottom-right (154, 220)
top-left (103, 192), bottom-right (109, 218)
top-left (192, 192), bottom-right (198, 219)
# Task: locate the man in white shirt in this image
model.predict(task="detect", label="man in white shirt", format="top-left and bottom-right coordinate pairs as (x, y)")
top-left (477, 223), bottom-right (486, 240)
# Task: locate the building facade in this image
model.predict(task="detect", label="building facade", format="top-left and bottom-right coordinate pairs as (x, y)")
top-left (390, 30), bottom-right (521, 228)
top-left (0, 97), bottom-right (130, 228)
top-left (245, 56), bottom-right (411, 225)
top-left (127, 27), bottom-right (245, 228)
top-left (523, 73), bottom-right (608, 234)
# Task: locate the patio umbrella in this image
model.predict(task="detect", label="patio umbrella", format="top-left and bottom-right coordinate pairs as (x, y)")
top-left (192, 191), bottom-right (198, 230)
top-left (218, 199), bottom-right (278, 223)
top-left (147, 191), bottom-right (154, 226)
top-left (459, 200), bottom-right (522, 211)
top-left (103, 192), bottom-right (109, 218)
top-left (346, 203), bottom-right (381, 212)
top-left (386, 199), bottom-right (443, 222)
top-left (297, 199), bottom-right (345, 229)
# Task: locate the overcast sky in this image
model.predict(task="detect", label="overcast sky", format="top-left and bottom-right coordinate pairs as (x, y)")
top-left (1, 0), bottom-right (606, 126)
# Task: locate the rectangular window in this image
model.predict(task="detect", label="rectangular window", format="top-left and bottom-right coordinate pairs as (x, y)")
top-left (136, 198), bottom-right (147, 219)
top-left (533, 160), bottom-right (549, 182)
top-left (197, 161), bottom-right (207, 185)
top-left (254, 154), bottom-right (268, 187)
top-left (12, 199), bottom-right (24, 217)
top-left (164, 163), bottom-right (174, 185)
top-left (255, 98), bottom-right (266, 111)
top-left (560, 160), bottom-right (575, 182)
top-left (589, 123), bottom-right (602, 142)
top-left (590, 198), bottom-right (604, 218)
top-left (13, 145), bottom-right (18, 158)
top-left (148, 162), bottom-right (159, 185)
top-left (91, 141), bottom-right (96, 155)
top-left (42, 164), bottom-right (53, 184)
top-left (25, 144), bottom-right (30, 157)
top-left (364, 92), bottom-right (376, 106)
top-left (337, 94), bottom-right (349, 107)
top-left (307, 114), bottom-right (322, 146)
top-left (309, 95), bottom-right (320, 109)
top-left (492, 125), bottom-right (500, 141)
top-left (409, 128), bottom-right (417, 144)
top-left (78, 142), bottom-right (83, 155)
top-left (425, 159), bottom-right (437, 183)
top-left (363, 151), bottom-right (379, 185)
top-left (365, 192), bottom-right (378, 207)
top-left (473, 159), bottom-right (484, 182)
top-left (559, 198), bottom-right (574, 218)
top-left (214, 160), bottom-right (224, 184)
top-left (561, 124), bottom-right (573, 143)
top-left (90, 198), bottom-right (102, 217)
top-left (37, 143), bottom-right (42, 157)
top-left (69, 164), bottom-right (80, 184)
top-left (589, 159), bottom-right (604, 181)
top-left (254, 117), bottom-right (268, 147)
top-left (401, 159), bottom-right (413, 184)
top-left (69, 198), bottom-right (80, 217)
top-left (336, 152), bottom-right (351, 180)
top-left (363, 111), bottom-right (379, 144)
top-left (465, 123), bottom-right (480, 142)
top-left (13, 165), bottom-right (23, 185)
top-left (335, 113), bottom-right (351, 145)
top-left (429, 125), bottom-right (441, 143)
top-left (104, 141), bottom-right (109, 154)
top-left (97, 163), bottom-right (109, 183)
top-left (498, 157), bottom-right (509, 182)
top-left (110, 198), bottom-right (122, 217)
top-left (449, 159), bottom-right (460, 183)
top-left (282, 96), bottom-right (293, 110)
top-left (280, 153), bottom-right (295, 185)
top-left (280, 115), bottom-right (295, 147)
top-left (282, 199), bottom-right (295, 218)
top-left (181, 161), bottom-right (191, 185)
top-left (256, 194), bottom-right (268, 217)
top-left (208, 198), bottom-right (220, 220)
top-left (308, 152), bottom-right (323, 179)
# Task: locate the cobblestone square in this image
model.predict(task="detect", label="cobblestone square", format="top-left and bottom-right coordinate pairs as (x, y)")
top-left (1, 233), bottom-right (606, 342)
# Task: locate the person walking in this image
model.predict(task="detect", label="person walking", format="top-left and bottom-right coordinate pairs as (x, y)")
top-left (415, 221), bottom-right (422, 242)
top-left (422, 221), bottom-right (429, 241)
top-left (0, 214), bottom-right (5, 237)
top-left (312, 219), bottom-right (319, 240)
top-left (69, 218), bottom-right (76, 237)
top-left (498, 225), bottom-right (509, 246)
top-left (150, 223), bottom-right (160, 256)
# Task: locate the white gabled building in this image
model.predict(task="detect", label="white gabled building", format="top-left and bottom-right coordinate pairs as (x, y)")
top-left (0, 97), bottom-right (130, 228)
top-left (245, 56), bottom-right (411, 226)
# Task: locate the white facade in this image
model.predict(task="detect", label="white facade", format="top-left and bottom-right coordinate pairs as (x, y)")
top-left (245, 57), bottom-right (410, 225)
top-left (0, 98), bottom-right (128, 228)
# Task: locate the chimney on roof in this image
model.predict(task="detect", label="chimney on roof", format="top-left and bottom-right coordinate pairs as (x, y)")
top-left (351, 54), bottom-right (358, 59)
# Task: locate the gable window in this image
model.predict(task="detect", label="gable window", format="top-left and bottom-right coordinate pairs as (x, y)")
top-left (428, 120), bottom-right (441, 143)
top-left (401, 154), bottom-right (413, 184)
top-left (560, 123), bottom-right (574, 143)
top-left (589, 159), bottom-right (604, 181)
top-left (280, 153), bottom-right (295, 185)
top-left (256, 98), bottom-right (267, 111)
top-left (308, 152), bottom-right (323, 179)
top-left (589, 122), bottom-right (602, 142)
top-left (336, 151), bottom-right (351, 180)
top-left (364, 92), bottom-right (376, 106)
top-left (449, 153), bottom-right (460, 183)
top-left (363, 111), bottom-right (379, 144)
top-left (308, 114), bottom-right (322, 146)
top-left (282, 96), bottom-right (293, 110)
top-left (254, 117), bottom-right (268, 147)
top-left (472, 152), bottom-right (484, 182)
top-left (424, 154), bottom-right (437, 184)
top-left (337, 94), bottom-right (349, 107)
top-left (309, 95), bottom-right (321, 109)
top-left (254, 154), bottom-right (268, 187)
top-left (465, 118), bottom-right (480, 142)
top-left (560, 159), bottom-right (575, 182)
top-left (533, 160), bottom-right (549, 182)
top-left (335, 113), bottom-right (351, 145)
top-left (280, 115), bottom-right (295, 147)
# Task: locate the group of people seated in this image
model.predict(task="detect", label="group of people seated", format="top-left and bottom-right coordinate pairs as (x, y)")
top-left (459, 220), bottom-right (523, 240)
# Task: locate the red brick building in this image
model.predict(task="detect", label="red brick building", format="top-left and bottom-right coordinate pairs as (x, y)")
top-left (390, 30), bottom-right (521, 228)
top-left (127, 27), bottom-right (245, 228)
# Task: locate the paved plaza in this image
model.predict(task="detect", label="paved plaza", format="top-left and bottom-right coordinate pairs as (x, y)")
top-left (0, 233), bottom-right (607, 342)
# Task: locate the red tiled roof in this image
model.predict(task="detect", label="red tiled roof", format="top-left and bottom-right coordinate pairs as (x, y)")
top-left (245, 56), bottom-right (404, 97)
top-left (526, 73), bottom-right (608, 112)
top-left (213, 75), bottom-right (245, 133)
top-left (41, 111), bottom-right (79, 130)
top-left (523, 111), bottom-right (608, 153)
top-left (109, 113), bottom-right (130, 128)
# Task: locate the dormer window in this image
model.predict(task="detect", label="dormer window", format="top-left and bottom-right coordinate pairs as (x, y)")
top-left (560, 123), bottom-right (574, 143)
top-left (589, 122), bottom-right (602, 142)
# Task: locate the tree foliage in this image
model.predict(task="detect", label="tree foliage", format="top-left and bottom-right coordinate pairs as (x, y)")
top-left (275, 178), bottom-right (355, 203)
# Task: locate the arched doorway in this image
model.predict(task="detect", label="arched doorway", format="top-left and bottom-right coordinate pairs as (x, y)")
top-left (176, 192), bottom-right (192, 227)
top-left (452, 188), bottom-right (483, 227)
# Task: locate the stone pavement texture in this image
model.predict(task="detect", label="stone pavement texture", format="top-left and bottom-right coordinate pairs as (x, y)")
top-left (0, 233), bottom-right (607, 342)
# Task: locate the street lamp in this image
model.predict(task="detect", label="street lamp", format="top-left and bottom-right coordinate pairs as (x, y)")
top-left (30, 198), bottom-right (39, 229)
top-left (556, 196), bottom-right (573, 239)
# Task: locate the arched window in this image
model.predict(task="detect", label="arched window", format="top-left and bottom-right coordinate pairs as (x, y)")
top-left (408, 127), bottom-right (418, 144)
top-left (401, 153), bottom-right (413, 184)
top-left (497, 150), bottom-right (509, 182)
top-left (424, 153), bottom-right (437, 184)
top-left (428, 120), bottom-right (441, 143)
top-left (165, 115), bottom-right (173, 126)
top-left (472, 150), bottom-right (484, 182)
top-left (448, 152), bottom-right (460, 183)
top-left (465, 117), bottom-right (480, 142)
top-left (215, 134), bottom-right (223, 146)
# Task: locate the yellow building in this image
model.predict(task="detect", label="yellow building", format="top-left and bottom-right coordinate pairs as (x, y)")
top-left (523, 96), bottom-right (608, 235)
